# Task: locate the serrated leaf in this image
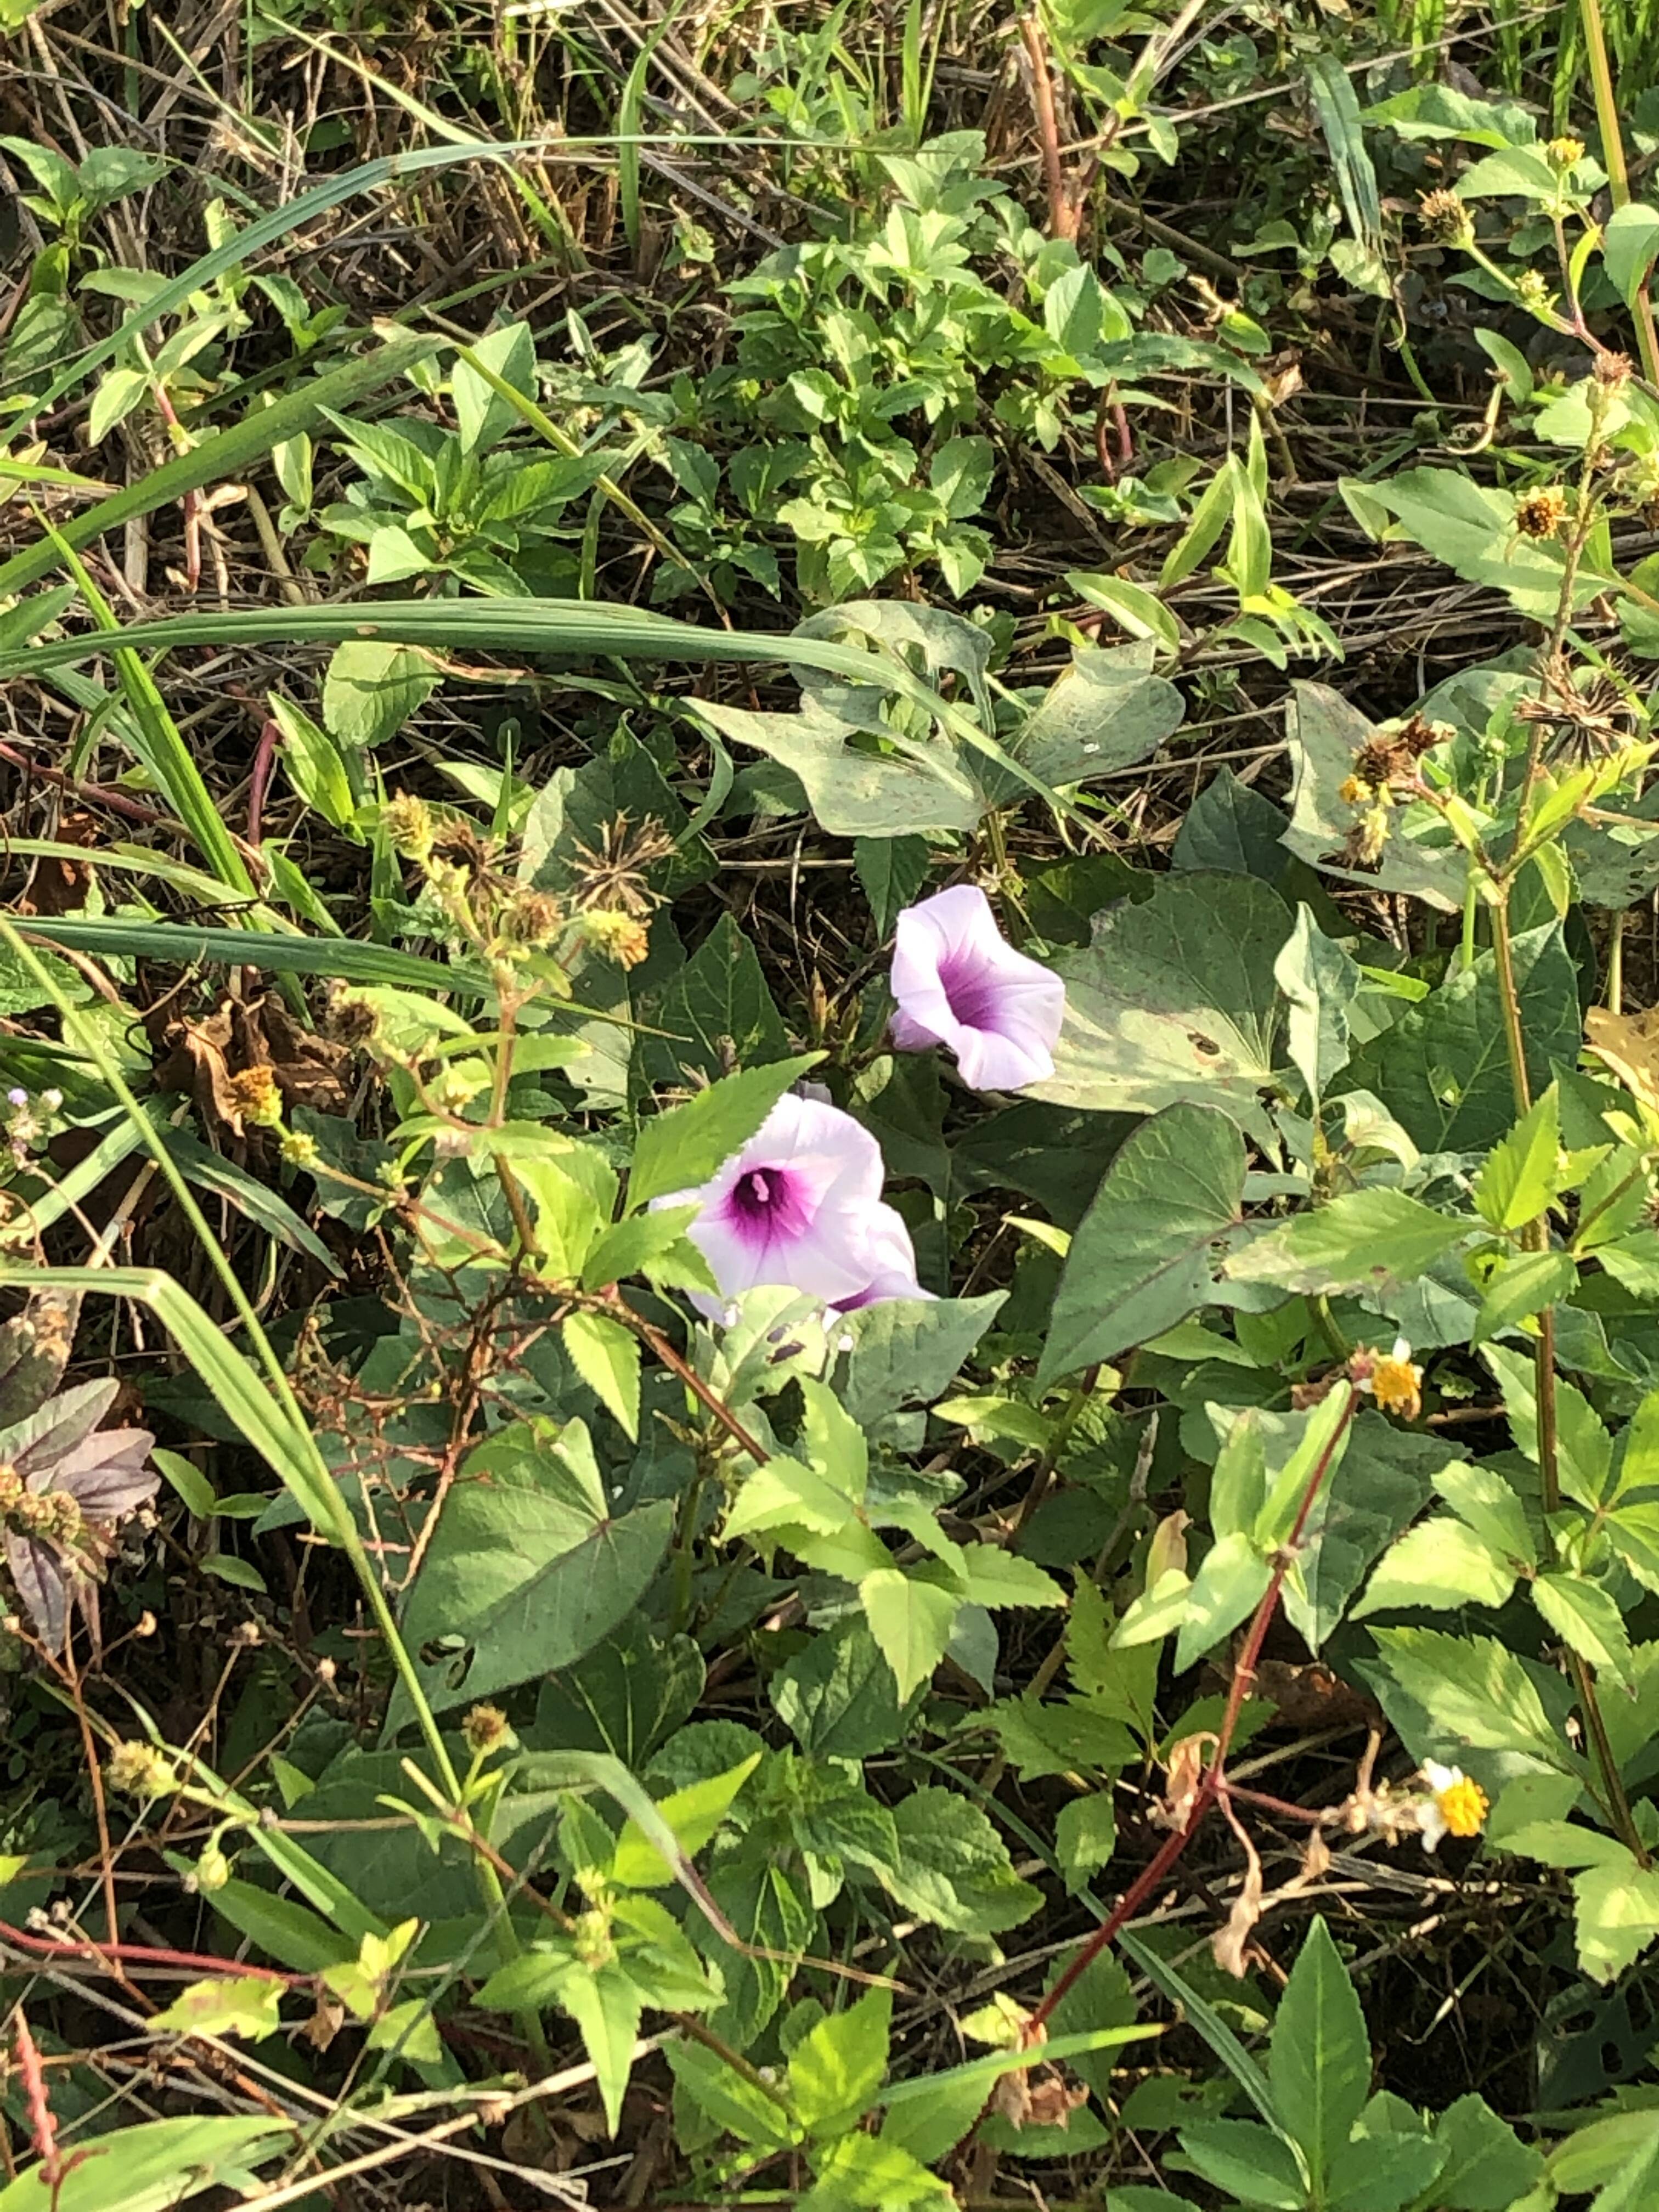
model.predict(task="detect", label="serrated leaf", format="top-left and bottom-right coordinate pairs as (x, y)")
top-left (1475, 1086), bottom-right (1563, 1231)
top-left (628, 1054), bottom-right (821, 1212)
top-left (1532, 1572), bottom-right (1633, 1682)
top-left (882, 1787), bottom-right (1042, 1934)
top-left (1354, 1517), bottom-right (1520, 1615)
top-left (1471, 1249), bottom-right (1577, 1346)
top-left (1054, 1792), bottom-right (1117, 1892)
top-left (1226, 1187), bottom-right (1466, 1296)
top-left (1572, 1852), bottom-right (1659, 1982)
top-left (561, 1311), bottom-right (640, 1441)
top-left (860, 1568), bottom-right (960, 1700)
top-left (1270, 1918), bottom-right (1370, 2194)
top-left (1368, 1627), bottom-right (1576, 1770)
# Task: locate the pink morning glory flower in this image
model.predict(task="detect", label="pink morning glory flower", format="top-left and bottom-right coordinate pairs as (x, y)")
top-left (890, 883), bottom-right (1065, 1091)
top-left (653, 1093), bottom-right (927, 1311)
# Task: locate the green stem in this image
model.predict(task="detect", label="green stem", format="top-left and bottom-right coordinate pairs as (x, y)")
top-left (1488, 894), bottom-right (1649, 1866)
top-left (1460, 870), bottom-right (1480, 972)
top-left (0, 919), bottom-right (560, 1991)
top-left (1581, 0), bottom-right (1659, 385)
top-left (1607, 906), bottom-right (1626, 1014)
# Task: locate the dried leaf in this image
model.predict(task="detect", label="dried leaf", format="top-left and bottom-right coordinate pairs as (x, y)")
top-left (1584, 1005), bottom-right (1659, 1118)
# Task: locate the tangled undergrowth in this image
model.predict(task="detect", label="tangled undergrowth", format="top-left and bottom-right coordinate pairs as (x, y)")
top-left (6, 0), bottom-right (1659, 2207)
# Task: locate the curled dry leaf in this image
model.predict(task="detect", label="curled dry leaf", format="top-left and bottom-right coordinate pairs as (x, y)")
top-left (0, 1376), bottom-right (158, 1651)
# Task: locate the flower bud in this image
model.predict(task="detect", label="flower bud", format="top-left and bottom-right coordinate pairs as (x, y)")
top-left (106, 1741), bottom-right (178, 1802)
top-left (462, 1702), bottom-right (512, 1757)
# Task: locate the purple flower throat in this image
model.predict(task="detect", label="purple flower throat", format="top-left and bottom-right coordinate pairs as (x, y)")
top-left (938, 953), bottom-right (1005, 1032)
top-left (726, 1163), bottom-right (812, 1250)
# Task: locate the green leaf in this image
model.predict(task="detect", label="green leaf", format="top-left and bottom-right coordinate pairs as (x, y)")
top-left (0, 2117), bottom-right (295, 2212)
top-left (323, 639), bottom-right (438, 749)
top-left (1174, 1530), bottom-right (1271, 1672)
top-left (1327, 2129), bottom-right (1447, 2212)
top-left (1068, 568), bottom-right (1181, 652)
top-left (727, 1453), bottom-right (858, 1542)
top-left (151, 1445), bottom-right (215, 1519)
top-left (148, 1974), bottom-right (285, 2041)
top-left (1589, 2131), bottom-right (1659, 2212)
top-left (580, 1207), bottom-right (714, 1294)
top-left (397, 1418), bottom-right (673, 1717)
top-left (882, 1787), bottom-right (1042, 1934)
top-left (1055, 1792), bottom-right (1118, 1892)
top-left (1434, 1459), bottom-right (1537, 1567)
top-left (1368, 1627), bottom-right (1577, 1770)
top-left (1475, 1087), bottom-right (1564, 1231)
top-left (452, 319), bottom-right (537, 455)
top-left (633, 913), bottom-right (788, 1091)
top-left (773, 1616), bottom-right (908, 1760)
top-left (1429, 2094), bottom-right (1543, 2210)
top-left (1355, 1517), bottom-right (1520, 1615)
top-left (1276, 902), bottom-right (1362, 1102)
top-left (855, 833), bottom-right (932, 936)
top-left (611, 1754), bottom-right (761, 1888)
top-left (627, 1054), bottom-right (821, 1212)
top-left (1270, 1917), bottom-right (1370, 2196)
top-left (1338, 924), bottom-right (1582, 1155)
top-left (1226, 1187), bottom-right (1467, 1297)
top-left (558, 1959), bottom-right (641, 2134)
top-left (838, 1293), bottom-right (1004, 1424)
top-left (560, 1311), bottom-right (641, 1441)
top-left (956, 1547), bottom-right (1065, 1610)
top-left (1173, 765), bottom-right (1293, 881)
top-left (19, 915), bottom-right (488, 996)
top-left (1283, 1414), bottom-right (1444, 1650)
top-left (1031, 873), bottom-right (1293, 1140)
top-left (1484, 1343), bottom-right (1613, 1506)
top-left (1370, 470), bottom-right (1576, 623)
top-left (1040, 1103), bottom-right (1246, 1381)
top-left (788, 1988), bottom-right (891, 2137)
top-left (1532, 1572), bottom-right (1633, 1682)
top-left (209, 1880), bottom-right (353, 1973)
top-left (985, 644), bottom-right (1184, 797)
top-left (859, 1568), bottom-right (960, 1701)
top-left (1572, 1850), bottom-right (1659, 1982)
top-left (800, 2132), bottom-right (955, 2210)
top-left (1604, 203), bottom-right (1659, 308)
top-left (1471, 1249), bottom-right (1577, 1345)
top-left (1178, 2119), bottom-right (1307, 2209)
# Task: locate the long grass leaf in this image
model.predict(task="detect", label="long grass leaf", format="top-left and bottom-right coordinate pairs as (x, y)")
top-left (0, 335), bottom-right (440, 599)
top-left (0, 598), bottom-right (1084, 822)
top-left (43, 530), bottom-right (255, 896)
top-left (17, 915), bottom-right (493, 992)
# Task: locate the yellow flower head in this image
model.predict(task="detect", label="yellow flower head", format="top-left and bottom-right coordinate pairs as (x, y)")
top-left (1421, 1760), bottom-right (1488, 1850)
top-left (1357, 1336), bottom-right (1423, 1421)
top-left (1339, 774), bottom-right (1374, 806)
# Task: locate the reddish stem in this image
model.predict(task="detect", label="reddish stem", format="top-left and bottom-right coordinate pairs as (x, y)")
top-left (0, 1917), bottom-right (292, 1983)
top-left (1028, 1385), bottom-right (1360, 2035)
top-left (247, 718), bottom-right (279, 851)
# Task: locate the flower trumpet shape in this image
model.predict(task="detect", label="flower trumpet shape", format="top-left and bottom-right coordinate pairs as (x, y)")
top-left (890, 884), bottom-right (1064, 1091)
top-left (654, 1093), bottom-right (926, 1312)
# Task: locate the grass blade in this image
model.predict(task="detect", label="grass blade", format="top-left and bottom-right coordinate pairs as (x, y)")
top-left (18, 916), bottom-right (494, 994)
top-left (0, 334), bottom-right (440, 600)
